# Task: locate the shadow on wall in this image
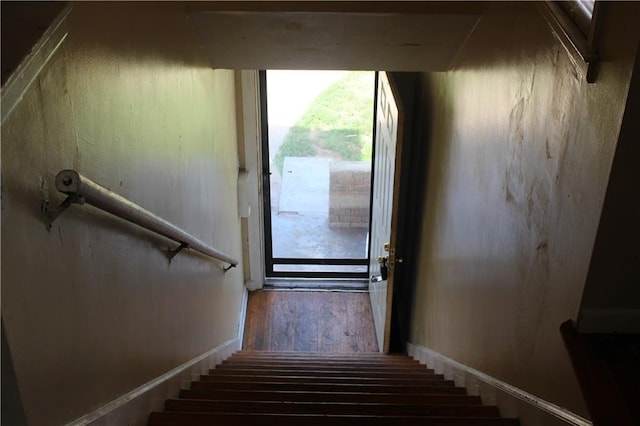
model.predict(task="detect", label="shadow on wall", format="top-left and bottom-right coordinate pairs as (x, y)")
top-left (0, 1), bottom-right (68, 85)
top-left (1, 319), bottom-right (28, 426)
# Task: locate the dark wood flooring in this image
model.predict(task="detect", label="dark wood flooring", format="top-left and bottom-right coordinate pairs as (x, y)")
top-left (243, 290), bottom-right (378, 352)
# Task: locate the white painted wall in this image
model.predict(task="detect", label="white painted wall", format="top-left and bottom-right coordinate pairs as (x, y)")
top-left (1, 3), bottom-right (245, 424)
top-left (409, 1), bottom-right (638, 418)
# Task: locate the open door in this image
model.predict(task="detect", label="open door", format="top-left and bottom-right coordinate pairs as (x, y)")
top-left (369, 72), bottom-right (404, 353)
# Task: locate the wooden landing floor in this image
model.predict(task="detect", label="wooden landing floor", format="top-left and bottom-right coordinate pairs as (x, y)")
top-left (243, 290), bottom-right (379, 353)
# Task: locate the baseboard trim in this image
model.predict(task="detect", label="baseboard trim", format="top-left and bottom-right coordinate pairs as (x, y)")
top-left (65, 337), bottom-right (240, 426)
top-left (407, 343), bottom-right (592, 426)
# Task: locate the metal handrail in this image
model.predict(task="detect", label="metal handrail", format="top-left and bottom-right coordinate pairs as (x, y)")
top-left (44, 169), bottom-right (238, 269)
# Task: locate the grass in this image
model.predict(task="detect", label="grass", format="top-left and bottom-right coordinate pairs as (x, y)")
top-left (274, 72), bottom-right (375, 172)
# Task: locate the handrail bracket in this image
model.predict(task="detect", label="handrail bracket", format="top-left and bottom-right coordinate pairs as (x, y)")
top-left (41, 194), bottom-right (85, 230)
top-left (166, 242), bottom-right (189, 262)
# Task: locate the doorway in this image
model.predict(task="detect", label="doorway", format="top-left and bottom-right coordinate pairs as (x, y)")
top-left (260, 70), bottom-right (376, 280)
top-left (255, 70), bottom-right (407, 352)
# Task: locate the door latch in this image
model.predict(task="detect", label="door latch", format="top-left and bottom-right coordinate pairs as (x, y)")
top-left (371, 255), bottom-right (389, 282)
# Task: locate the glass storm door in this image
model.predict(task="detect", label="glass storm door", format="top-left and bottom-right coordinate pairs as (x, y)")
top-left (260, 70), bottom-right (376, 279)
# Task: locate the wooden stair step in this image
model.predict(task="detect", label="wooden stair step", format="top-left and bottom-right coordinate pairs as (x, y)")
top-left (233, 350), bottom-right (406, 357)
top-left (229, 351), bottom-right (418, 357)
top-left (215, 363), bottom-right (428, 372)
top-left (191, 380), bottom-right (467, 394)
top-left (230, 353), bottom-right (417, 362)
top-left (148, 352), bottom-right (518, 426)
top-left (179, 389), bottom-right (483, 405)
top-left (217, 362), bottom-right (430, 369)
top-left (200, 373), bottom-right (455, 386)
top-left (165, 399), bottom-right (501, 417)
top-left (232, 352), bottom-right (418, 363)
top-left (208, 368), bottom-right (440, 378)
top-left (222, 357), bottom-right (424, 368)
top-left (223, 355), bottom-right (420, 365)
top-left (148, 412), bottom-right (520, 426)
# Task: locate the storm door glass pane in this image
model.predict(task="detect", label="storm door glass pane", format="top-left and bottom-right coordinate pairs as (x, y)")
top-left (266, 70), bottom-right (375, 271)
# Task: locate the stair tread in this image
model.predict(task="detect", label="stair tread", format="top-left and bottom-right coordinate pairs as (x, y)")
top-left (201, 374), bottom-right (454, 385)
top-left (216, 364), bottom-right (429, 371)
top-left (208, 368), bottom-right (440, 378)
top-left (220, 362), bottom-right (423, 369)
top-left (179, 389), bottom-right (483, 404)
top-left (234, 352), bottom-right (408, 354)
top-left (224, 357), bottom-right (421, 363)
top-left (149, 411), bottom-right (520, 426)
top-left (227, 353), bottom-right (419, 358)
top-left (191, 380), bottom-right (466, 393)
top-left (165, 399), bottom-right (501, 416)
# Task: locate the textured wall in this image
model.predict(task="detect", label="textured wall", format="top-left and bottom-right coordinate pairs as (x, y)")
top-left (1, 3), bottom-right (244, 425)
top-left (410, 2), bottom-right (638, 417)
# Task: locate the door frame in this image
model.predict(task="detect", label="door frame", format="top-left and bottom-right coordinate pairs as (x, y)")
top-left (238, 70), bottom-right (421, 354)
top-left (236, 70), bottom-right (265, 291)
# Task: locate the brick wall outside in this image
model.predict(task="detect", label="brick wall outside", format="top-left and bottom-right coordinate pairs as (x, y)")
top-left (329, 161), bottom-right (371, 228)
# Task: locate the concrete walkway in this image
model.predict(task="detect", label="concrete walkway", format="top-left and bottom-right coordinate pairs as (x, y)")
top-left (272, 157), bottom-right (368, 260)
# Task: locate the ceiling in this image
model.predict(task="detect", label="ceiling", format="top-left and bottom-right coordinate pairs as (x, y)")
top-left (187, 2), bottom-right (484, 71)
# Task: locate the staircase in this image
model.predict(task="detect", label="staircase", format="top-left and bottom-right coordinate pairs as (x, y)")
top-left (148, 351), bottom-right (520, 425)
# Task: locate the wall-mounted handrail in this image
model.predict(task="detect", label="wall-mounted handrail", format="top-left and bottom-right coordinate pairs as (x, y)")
top-left (44, 169), bottom-right (238, 269)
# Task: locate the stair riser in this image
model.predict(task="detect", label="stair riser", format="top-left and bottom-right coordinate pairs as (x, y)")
top-left (220, 362), bottom-right (422, 370)
top-left (148, 412), bottom-right (520, 426)
top-left (191, 381), bottom-right (467, 394)
top-left (208, 369), bottom-right (441, 378)
top-left (215, 364), bottom-right (433, 375)
top-left (200, 374), bottom-right (455, 386)
top-left (222, 358), bottom-right (424, 368)
top-left (233, 351), bottom-right (407, 357)
top-left (165, 400), bottom-right (501, 417)
top-left (178, 390), bottom-right (482, 405)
